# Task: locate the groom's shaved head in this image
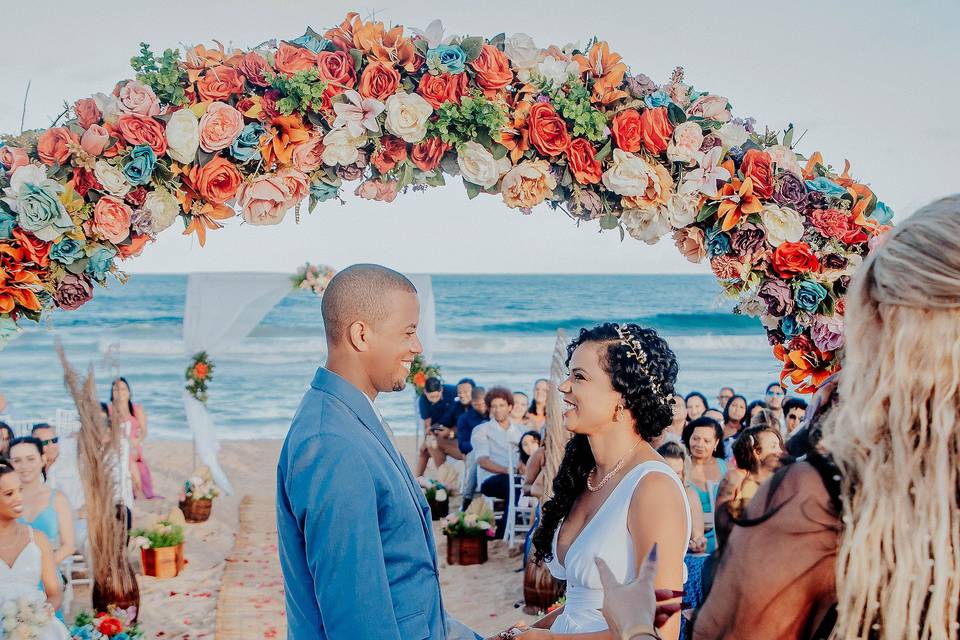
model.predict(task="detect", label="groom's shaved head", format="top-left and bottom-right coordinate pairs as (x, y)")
top-left (322, 264), bottom-right (417, 346)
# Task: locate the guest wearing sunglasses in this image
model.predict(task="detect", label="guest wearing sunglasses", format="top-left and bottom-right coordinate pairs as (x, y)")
top-left (32, 424), bottom-right (85, 543)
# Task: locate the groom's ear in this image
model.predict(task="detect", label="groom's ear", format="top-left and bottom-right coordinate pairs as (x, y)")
top-left (347, 320), bottom-right (371, 353)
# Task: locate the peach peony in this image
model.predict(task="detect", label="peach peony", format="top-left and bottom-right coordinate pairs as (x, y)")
top-left (0, 146), bottom-right (30, 172)
top-left (500, 160), bottom-right (557, 209)
top-left (276, 167), bottom-right (310, 207)
top-left (87, 195), bottom-right (133, 244)
top-left (620, 161), bottom-right (674, 211)
top-left (74, 97), bottom-right (102, 129)
top-left (117, 81), bottom-right (161, 116)
top-left (198, 102), bottom-right (244, 152)
top-left (237, 174), bottom-right (291, 226)
top-left (291, 136), bottom-right (325, 173)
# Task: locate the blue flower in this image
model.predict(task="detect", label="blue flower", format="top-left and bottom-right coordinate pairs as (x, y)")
top-left (113, 633), bottom-right (130, 640)
top-left (426, 45), bottom-right (466, 75)
top-left (229, 123), bottom-right (265, 163)
top-left (794, 279), bottom-right (828, 313)
top-left (123, 145), bottom-right (156, 186)
top-left (644, 90), bottom-right (671, 109)
top-left (50, 237), bottom-right (87, 265)
top-left (706, 227), bottom-right (732, 257)
top-left (804, 177), bottom-right (847, 197)
top-left (781, 315), bottom-right (802, 337)
top-left (310, 181), bottom-right (339, 203)
top-left (86, 247), bottom-right (117, 279)
top-left (289, 32), bottom-right (333, 53)
top-left (0, 208), bottom-right (16, 239)
top-left (869, 200), bottom-right (894, 225)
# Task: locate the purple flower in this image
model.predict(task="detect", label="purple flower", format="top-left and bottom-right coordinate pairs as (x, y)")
top-left (766, 328), bottom-right (786, 346)
top-left (758, 278), bottom-right (794, 316)
top-left (567, 190), bottom-right (603, 220)
top-left (773, 172), bottom-right (806, 209)
top-left (700, 134), bottom-right (722, 152)
top-left (822, 254), bottom-right (848, 270)
top-left (803, 190), bottom-right (827, 214)
top-left (626, 73), bottom-right (657, 99)
top-left (733, 117), bottom-right (756, 134)
top-left (811, 315), bottom-right (845, 351)
top-left (54, 273), bottom-right (94, 311)
top-left (130, 208), bottom-right (154, 237)
top-left (730, 223), bottom-right (765, 255)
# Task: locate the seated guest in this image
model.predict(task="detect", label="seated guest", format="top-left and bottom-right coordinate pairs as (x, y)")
top-left (414, 377), bottom-right (461, 477)
top-left (764, 381), bottom-right (787, 429)
top-left (685, 391), bottom-right (709, 421)
top-left (654, 394), bottom-right (688, 449)
top-left (782, 397), bottom-right (808, 438)
top-left (521, 440), bottom-right (546, 500)
top-left (441, 378), bottom-right (475, 430)
top-left (745, 399), bottom-right (768, 423)
top-left (657, 441), bottom-right (707, 554)
top-left (32, 424), bottom-right (84, 519)
top-left (471, 387), bottom-right (524, 537)
top-left (749, 408), bottom-right (782, 431)
top-left (721, 394), bottom-right (748, 459)
top-left (703, 408), bottom-right (724, 426)
top-left (716, 386), bottom-right (735, 410)
top-left (517, 430), bottom-right (541, 475)
top-left (511, 392), bottom-right (531, 427)
top-left (682, 417), bottom-right (727, 553)
top-left (527, 379), bottom-right (549, 431)
top-left (457, 386), bottom-right (487, 509)
top-left (0, 421), bottom-right (12, 458)
top-left (99, 402), bottom-right (134, 531)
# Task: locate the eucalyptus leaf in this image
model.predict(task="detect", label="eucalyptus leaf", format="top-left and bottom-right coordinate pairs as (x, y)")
top-left (667, 103), bottom-right (687, 126)
top-left (349, 48), bottom-right (363, 71)
top-left (491, 143), bottom-right (508, 160)
top-left (460, 37), bottom-right (484, 62)
top-left (595, 139), bottom-right (613, 162)
top-left (782, 124), bottom-right (795, 148)
top-left (489, 33), bottom-right (506, 51)
top-left (599, 214), bottom-right (620, 230)
top-left (464, 178), bottom-right (481, 200)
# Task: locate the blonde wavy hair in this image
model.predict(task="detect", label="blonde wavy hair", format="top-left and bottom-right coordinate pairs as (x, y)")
top-left (822, 194), bottom-right (960, 639)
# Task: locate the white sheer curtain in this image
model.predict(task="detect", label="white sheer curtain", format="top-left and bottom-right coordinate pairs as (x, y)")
top-left (407, 274), bottom-right (436, 445)
top-left (182, 272), bottom-right (292, 494)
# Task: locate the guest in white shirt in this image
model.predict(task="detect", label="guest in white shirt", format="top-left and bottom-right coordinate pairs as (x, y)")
top-left (470, 387), bottom-right (524, 537)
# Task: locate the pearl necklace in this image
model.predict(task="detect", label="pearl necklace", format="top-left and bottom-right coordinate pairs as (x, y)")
top-left (586, 439), bottom-right (643, 492)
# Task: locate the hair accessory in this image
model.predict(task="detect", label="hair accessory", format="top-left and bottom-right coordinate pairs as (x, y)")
top-left (614, 323), bottom-right (666, 398)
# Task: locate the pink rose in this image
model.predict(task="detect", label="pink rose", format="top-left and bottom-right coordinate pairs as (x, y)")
top-left (74, 98), bottom-right (102, 129)
top-left (86, 195), bottom-right (133, 243)
top-left (687, 94), bottom-right (731, 122)
top-left (81, 125), bottom-right (110, 156)
top-left (355, 179), bottom-right (399, 203)
top-left (276, 167), bottom-right (309, 207)
top-left (237, 174), bottom-right (290, 226)
top-left (673, 227), bottom-right (706, 263)
top-left (198, 102), bottom-right (244, 152)
top-left (291, 136), bottom-right (325, 173)
top-left (118, 81), bottom-right (161, 116)
top-left (0, 146), bottom-right (29, 172)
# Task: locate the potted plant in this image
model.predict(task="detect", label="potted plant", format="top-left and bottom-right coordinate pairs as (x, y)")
top-left (70, 608), bottom-right (144, 639)
top-left (424, 480), bottom-right (449, 520)
top-left (442, 508), bottom-right (495, 566)
top-left (178, 466), bottom-right (220, 523)
top-left (131, 520), bottom-right (186, 579)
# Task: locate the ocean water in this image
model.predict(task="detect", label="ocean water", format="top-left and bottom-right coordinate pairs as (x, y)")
top-left (0, 274), bottom-right (782, 439)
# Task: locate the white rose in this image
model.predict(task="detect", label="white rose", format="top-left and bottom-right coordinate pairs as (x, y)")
top-left (622, 207), bottom-right (671, 245)
top-left (464, 513), bottom-right (478, 526)
top-left (384, 91), bottom-right (433, 144)
top-left (666, 121), bottom-right (704, 166)
top-left (760, 204), bottom-right (805, 246)
top-left (165, 108), bottom-right (200, 164)
top-left (662, 191), bottom-right (699, 228)
top-left (767, 144), bottom-right (803, 177)
top-left (534, 56), bottom-right (578, 87)
top-left (457, 141), bottom-right (511, 189)
top-left (8, 164), bottom-right (49, 192)
top-left (479, 521), bottom-right (493, 531)
top-left (92, 92), bottom-right (123, 125)
top-left (601, 149), bottom-right (655, 197)
top-left (435, 489), bottom-right (448, 502)
top-left (715, 122), bottom-right (749, 149)
top-left (736, 294), bottom-right (766, 318)
top-left (144, 188), bottom-right (182, 234)
top-left (504, 33), bottom-right (542, 73)
top-left (94, 159), bottom-right (131, 197)
top-left (321, 128), bottom-right (366, 166)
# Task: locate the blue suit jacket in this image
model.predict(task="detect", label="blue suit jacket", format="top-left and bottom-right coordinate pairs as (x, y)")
top-left (277, 367), bottom-right (447, 640)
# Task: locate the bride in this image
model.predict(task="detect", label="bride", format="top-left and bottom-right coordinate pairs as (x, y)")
top-left (497, 323), bottom-right (690, 640)
top-left (0, 459), bottom-right (70, 640)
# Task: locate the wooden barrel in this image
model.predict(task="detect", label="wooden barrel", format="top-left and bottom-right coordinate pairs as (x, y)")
top-left (92, 564), bottom-right (140, 620)
top-left (180, 498), bottom-right (213, 523)
top-left (428, 496), bottom-right (449, 520)
top-left (523, 561), bottom-right (565, 614)
top-left (446, 534), bottom-right (488, 565)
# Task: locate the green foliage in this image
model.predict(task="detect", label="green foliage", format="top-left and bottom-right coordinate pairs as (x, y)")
top-left (268, 68), bottom-right (329, 116)
top-left (542, 79), bottom-right (608, 142)
top-left (426, 92), bottom-right (508, 147)
top-left (131, 521), bottom-right (185, 549)
top-left (130, 43), bottom-right (189, 107)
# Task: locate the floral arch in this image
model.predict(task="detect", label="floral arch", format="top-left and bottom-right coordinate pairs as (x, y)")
top-left (0, 12), bottom-right (893, 391)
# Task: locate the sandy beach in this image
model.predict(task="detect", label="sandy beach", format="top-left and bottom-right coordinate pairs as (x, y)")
top-left (67, 436), bottom-right (540, 639)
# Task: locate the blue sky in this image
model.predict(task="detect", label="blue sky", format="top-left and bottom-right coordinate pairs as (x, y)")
top-left (1, 0), bottom-right (956, 274)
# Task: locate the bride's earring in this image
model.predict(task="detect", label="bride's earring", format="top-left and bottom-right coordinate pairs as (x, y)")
top-left (614, 404), bottom-right (624, 422)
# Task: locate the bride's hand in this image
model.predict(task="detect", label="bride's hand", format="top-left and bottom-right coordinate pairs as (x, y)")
top-left (595, 544), bottom-right (683, 637)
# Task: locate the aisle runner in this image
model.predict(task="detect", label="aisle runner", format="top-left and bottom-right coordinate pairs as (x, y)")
top-left (215, 495), bottom-right (286, 639)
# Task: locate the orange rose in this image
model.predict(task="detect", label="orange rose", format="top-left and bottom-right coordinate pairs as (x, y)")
top-left (639, 107), bottom-right (673, 155)
top-left (358, 62), bottom-right (401, 101)
top-left (0, 146), bottom-right (29, 172)
top-left (371, 136), bottom-right (408, 173)
top-left (74, 98), bottom-right (102, 129)
top-left (410, 137), bottom-right (450, 172)
top-left (413, 371), bottom-right (427, 388)
top-left (274, 42), bottom-right (317, 76)
top-left (116, 114), bottom-right (167, 156)
top-left (239, 51), bottom-right (273, 88)
top-left (86, 195), bottom-right (133, 244)
top-left (196, 66), bottom-right (246, 102)
top-left (316, 51), bottom-right (357, 104)
top-left (566, 138), bottom-right (602, 185)
top-left (772, 241), bottom-right (821, 279)
top-left (37, 127), bottom-right (79, 166)
top-left (194, 362), bottom-right (209, 379)
top-left (470, 44), bottom-right (512, 97)
top-left (11, 228), bottom-right (50, 268)
top-left (610, 109), bottom-right (642, 152)
top-left (416, 72), bottom-right (468, 109)
top-left (194, 157), bottom-right (242, 204)
top-left (527, 102), bottom-right (570, 157)
top-left (739, 149), bottom-right (774, 199)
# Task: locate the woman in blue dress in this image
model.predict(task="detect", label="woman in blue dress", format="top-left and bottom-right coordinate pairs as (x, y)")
top-left (681, 417), bottom-right (727, 554)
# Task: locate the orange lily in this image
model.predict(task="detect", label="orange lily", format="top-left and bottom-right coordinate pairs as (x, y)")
top-left (184, 42), bottom-right (243, 84)
top-left (183, 203), bottom-right (235, 247)
top-left (774, 344), bottom-right (837, 394)
top-left (500, 100), bottom-right (532, 164)
top-left (0, 245), bottom-right (42, 314)
top-left (261, 115), bottom-right (311, 168)
top-left (802, 151), bottom-right (824, 180)
top-left (715, 177), bottom-right (763, 232)
top-left (573, 41), bottom-right (628, 105)
top-left (324, 13), bottom-right (419, 71)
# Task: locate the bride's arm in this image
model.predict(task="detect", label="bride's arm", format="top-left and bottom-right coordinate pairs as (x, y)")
top-left (34, 530), bottom-right (63, 611)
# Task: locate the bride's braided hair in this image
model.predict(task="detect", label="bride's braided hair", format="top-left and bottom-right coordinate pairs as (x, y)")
top-left (532, 322), bottom-right (678, 563)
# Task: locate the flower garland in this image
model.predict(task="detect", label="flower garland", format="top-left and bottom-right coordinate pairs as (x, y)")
top-left (407, 354), bottom-right (442, 395)
top-left (184, 351), bottom-right (214, 403)
top-left (0, 13), bottom-right (894, 391)
top-left (291, 262), bottom-right (336, 295)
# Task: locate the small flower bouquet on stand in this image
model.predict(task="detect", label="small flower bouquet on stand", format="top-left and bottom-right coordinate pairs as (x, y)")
top-left (441, 505), bottom-right (495, 566)
top-left (406, 355), bottom-right (442, 395)
top-left (424, 480), bottom-right (449, 520)
top-left (185, 351), bottom-right (214, 404)
top-left (130, 519), bottom-right (186, 579)
top-left (291, 262), bottom-right (336, 296)
top-left (70, 608), bottom-right (144, 639)
top-left (177, 466), bottom-right (220, 524)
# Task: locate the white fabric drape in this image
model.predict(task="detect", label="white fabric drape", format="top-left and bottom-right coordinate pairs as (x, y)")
top-left (182, 272), bottom-right (292, 494)
top-left (408, 274), bottom-right (436, 361)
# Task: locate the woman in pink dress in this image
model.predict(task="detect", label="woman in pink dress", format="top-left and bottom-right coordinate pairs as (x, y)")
top-left (110, 377), bottom-right (156, 499)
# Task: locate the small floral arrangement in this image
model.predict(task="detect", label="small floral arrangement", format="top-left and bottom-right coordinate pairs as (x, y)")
top-left (424, 480), bottom-right (448, 503)
top-left (442, 510), bottom-right (495, 538)
top-left (179, 466), bottom-right (220, 502)
top-left (130, 519), bottom-right (185, 550)
top-left (1, 596), bottom-right (54, 639)
top-left (70, 608), bottom-right (144, 639)
top-left (291, 262), bottom-right (336, 296)
top-left (184, 351), bottom-right (214, 404)
top-left (407, 354), bottom-right (442, 395)
top-left (547, 596), bottom-right (566, 613)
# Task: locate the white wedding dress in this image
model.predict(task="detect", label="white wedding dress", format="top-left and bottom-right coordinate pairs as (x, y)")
top-left (0, 528), bottom-right (70, 640)
top-left (545, 461), bottom-right (691, 633)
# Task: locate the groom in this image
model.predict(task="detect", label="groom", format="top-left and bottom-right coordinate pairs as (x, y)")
top-left (277, 264), bottom-right (474, 640)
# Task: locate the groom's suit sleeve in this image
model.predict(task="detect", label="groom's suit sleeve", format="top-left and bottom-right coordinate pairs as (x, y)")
top-left (290, 432), bottom-right (404, 640)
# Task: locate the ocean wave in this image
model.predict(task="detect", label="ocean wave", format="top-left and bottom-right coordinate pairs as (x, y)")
top-left (474, 312), bottom-right (759, 335)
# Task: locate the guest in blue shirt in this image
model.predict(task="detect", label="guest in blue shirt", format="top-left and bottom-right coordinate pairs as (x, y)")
top-left (457, 386), bottom-right (487, 510)
top-left (414, 377), bottom-right (463, 478)
top-left (441, 378), bottom-right (476, 430)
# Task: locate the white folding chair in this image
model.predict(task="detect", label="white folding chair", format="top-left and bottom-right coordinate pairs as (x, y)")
top-left (504, 460), bottom-right (537, 548)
